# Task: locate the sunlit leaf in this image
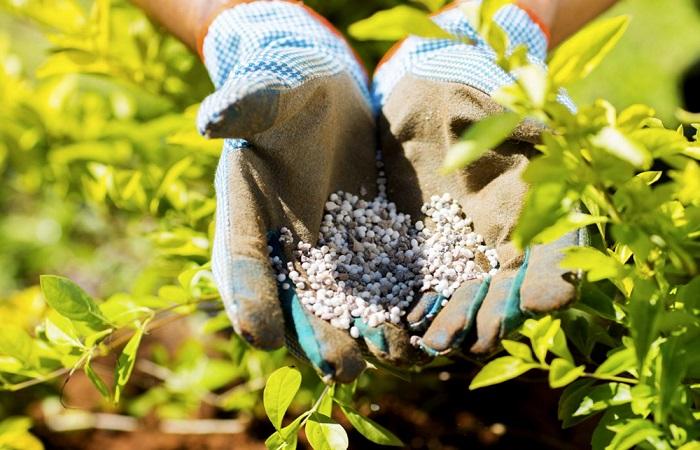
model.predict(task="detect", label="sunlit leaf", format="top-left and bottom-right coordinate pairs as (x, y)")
top-left (40, 275), bottom-right (109, 330)
top-left (442, 112), bottom-right (521, 173)
top-left (501, 340), bottom-right (534, 362)
top-left (548, 358), bottom-right (585, 388)
top-left (606, 419), bottom-right (661, 450)
top-left (305, 413), bottom-right (348, 450)
top-left (263, 366), bottom-right (302, 431)
top-left (591, 127), bottom-right (651, 169)
top-left (113, 327), bottom-right (144, 403)
top-left (469, 356), bottom-right (538, 389)
top-left (348, 5), bottom-right (453, 41)
top-left (340, 405), bottom-right (403, 446)
top-left (549, 16), bottom-right (629, 86)
top-left (594, 347), bottom-right (636, 377)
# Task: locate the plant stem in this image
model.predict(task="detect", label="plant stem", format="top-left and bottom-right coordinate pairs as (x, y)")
top-left (582, 372), bottom-right (638, 385)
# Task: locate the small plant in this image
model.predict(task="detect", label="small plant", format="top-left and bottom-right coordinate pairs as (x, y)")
top-left (350, 0), bottom-right (700, 448)
top-left (263, 366), bottom-right (402, 449)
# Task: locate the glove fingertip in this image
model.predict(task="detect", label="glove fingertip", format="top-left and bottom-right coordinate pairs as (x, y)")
top-left (219, 258), bottom-right (286, 351)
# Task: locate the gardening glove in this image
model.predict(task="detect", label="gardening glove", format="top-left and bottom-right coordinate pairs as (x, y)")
top-left (374, 1), bottom-right (586, 357)
top-left (200, 0), bottom-right (416, 382)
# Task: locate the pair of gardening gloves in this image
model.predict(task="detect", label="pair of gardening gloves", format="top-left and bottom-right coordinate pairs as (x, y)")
top-left (198, 0), bottom-right (584, 383)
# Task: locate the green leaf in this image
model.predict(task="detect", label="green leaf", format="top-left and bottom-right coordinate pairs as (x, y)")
top-left (348, 5), bottom-right (453, 42)
top-left (560, 247), bottom-right (625, 282)
top-left (469, 356), bottom-right (538, 390)
top-left (549, 15), bottom-right (629, 86)
top-left (512, 183), bottom-right (570, 249)
top-left (501, 340), bottom-right (534, 362)
top-left (573, 383), bottom-right (632, 418)
top-left (558, 379), bottom-right (596, 427)
top-left (606, 419), bottom-right (661, 450)
top-left (591, 407), bottom-right (635, 450)
top-left (548, 358), bottom-right (585, 388)
top-left (594, 347), bottom-right (636, 377)
top-left (305, 413), bottom-right (348, 450)
top-left (656, 336), bottom-right (687, 422)
top-left (40, 275), bottom-right (109, 330)
top-left (340, 405), bottom-right (403, 446)
top-left (550, 328), bottom-right (574, 364)
top-left (84, 357), bottom-right (111, 401)
top-left (442, 112), bottom-right (521, 173)
top-left (591, 127), bottom-right (651, 169)
top-left (617, 105), bottom-right (656, 133)
top-left (578, 283), bottom-right (617, 321)
top-left (678, 442), bottom-right (700, 450)
top-left (113, 327), bottom-right (144, 403)
top-left (264, 366), bottom-right (302, 431)
top-left (627, 279), bottom-right (662, 373)
top-left (266, 413), bottom-right (307, 450)
top-left (44, 314), bottom-right (83, 349)
top-left (0, 325), bottom-right (34, 365)
top-left (318, 385), bottom-right (334, 417)
top-left (523, 317), bottom-right (563, 364)
top-left (531, 212), bottom-right (608, 245)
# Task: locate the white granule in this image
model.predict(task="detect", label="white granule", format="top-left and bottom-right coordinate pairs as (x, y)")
top-left (269, 158), bottom-right (499, 335)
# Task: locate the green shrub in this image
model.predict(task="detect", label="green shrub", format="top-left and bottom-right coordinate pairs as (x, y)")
top-left (0, 0), bottom-right (698, 449)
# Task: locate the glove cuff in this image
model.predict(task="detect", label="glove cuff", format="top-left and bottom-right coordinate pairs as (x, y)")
top-left (198, 0), bottom-right (368, 89)
top-left (515, 1), bottom-right (551, 46)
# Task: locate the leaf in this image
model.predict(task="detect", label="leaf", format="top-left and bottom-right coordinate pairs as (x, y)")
top-left (550, 327), bottom-right (574, 364)
top-left (264, 366), bottom-right (302, 431)
top-left (113, 327), bottom-right (144, 403)
top-left (318, 385), bottom-right (334, 417)
top-left (549, 16), bottom-right (630, 86)
top-left (305, 413), bottom-right (348, 450)
top-left (512, 182), bottom-right (569, 249)
top-left (560, 247), bottom-right (625, 282)
top-left (469, 356), bottom-right (538, 389)
top-left (266, 413), bottom-right (307, 450)
top-left (0, 416), bottom-right (44, 450)
top-left (0, 325), bottom-right (34, 365)
top-left (40, 275), bottom-right (109, 330)
top-left (524, 317), bottom-right (563, 364)
top-left (656, 336), bottom-right (687, 422)
top-left (558, 379), bottom-right (596, 427)
top-left (501, 340), bottom-right (534, 362)
top-left (577, 283), bottom-right (617, 321)
top-left (594, 347), bottom-right (636, 377)
top-left (548, 358), bottom-right (585, 388)
top-left (591, 127), bottom-right (651, 169)
top-left (348, 5), bottom-right (453, 42)
top-left (573, 382), bottom-right (632, 418)
top-left (85, 357), bottom-right (111, 401)
top-left (627, 279), bottom-right (662, 373)
top-left (442, 112), bottom-right (521, 173)
top-left (531, 212), bottom-right (608, 246)
top-left (606, 419), bottom-right (661, 450)
top-left (617, 105), bottom-right (656, 133)
top-left (591, 407), bottom-right (635, 450)
top-left (340, 405), bottom-right (403, 446)
top-left (44, 314), bottom-right (83, 349)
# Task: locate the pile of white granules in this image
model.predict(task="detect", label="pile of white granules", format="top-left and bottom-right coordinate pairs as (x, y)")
top-left (269, 160), bottom-right (499, 340)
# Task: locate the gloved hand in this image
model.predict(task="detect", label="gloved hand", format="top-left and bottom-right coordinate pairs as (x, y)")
top-left (374, 1), bottom-right (586, 357)
top-left (199, 0), bottom-right (416, 382)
